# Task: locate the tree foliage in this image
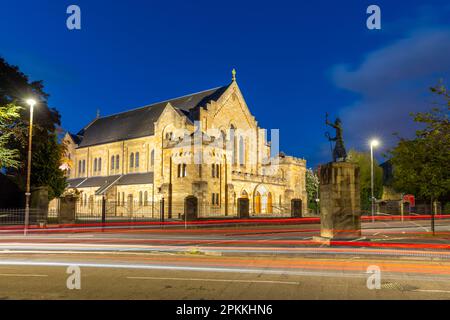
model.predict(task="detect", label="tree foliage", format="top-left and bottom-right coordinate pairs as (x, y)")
top-left (347, 149), bottom-right (383, 211)
top-left (305, 168), bottom-right (319, 210)
top-left (0, 57), bottom-right (67, 200)
top-left (0, 103), bottom-right (21, 168)
top-left (32, 134), bottom-right (68, 200)
top-left (389, 83), bottom-right (450, 202)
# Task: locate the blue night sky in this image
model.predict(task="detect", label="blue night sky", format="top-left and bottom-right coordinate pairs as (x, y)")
top-left (1, 0), bottom-right (449, 167)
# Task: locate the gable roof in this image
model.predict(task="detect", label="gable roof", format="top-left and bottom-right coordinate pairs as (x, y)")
top-left (76, 84), bottom-right (230, 148)
top-left (68, 133), bottom-right (82, 145)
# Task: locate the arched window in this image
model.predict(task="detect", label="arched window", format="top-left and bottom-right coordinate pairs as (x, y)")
top-left (230, 125), bottom-right (237, 165)
top-left (211, 193), bottom-right (219, 205)
top-left (78, 160), bottom-right (82, 176)
top-left (177, 164), bottom-right (181, 177)
top-left (139, 191), bottom-right (143, 206)
top-left (111, 155), bottom-right (115, 170)
top-left (83, 160), bottom-right (86, 173)
top-left (221, 130), bottom-right (226, 149)
top-left (122, 192), bottom-right (125, 206)
top-left (116, 155), bottom-right (120, 170)
top-left (144, 191), bottom-right (148, 206)
top-left (117, 192), bottom-right (120, 204)
top-left (267, 192), bottom-right (273, 214)
top-left (98, 158), bottom-right (102, 172)
top-left (150, 150), bottom-right (155, 166)
top-left (135, 152), bottom-right (139, 168)
top-left (255, 192), bottom-right (261, 214)
top-left (216, 164), bottom-right (220, 178)
top-left (211, 164), bottom-right (215, 178)
top-left (239, 136), bottom-right (245, 166)
top-left (130, 153), bottom-right (134, 168)
top-left (94, 158), bottom-right (98, 172)
top-left (182, 164), bottom-right (187, 177)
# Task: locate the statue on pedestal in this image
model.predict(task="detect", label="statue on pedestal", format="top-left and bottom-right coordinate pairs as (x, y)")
top-left (325, 113), bottom-right (347, 162)
top-left (315, 114), bottom-right (361, 242)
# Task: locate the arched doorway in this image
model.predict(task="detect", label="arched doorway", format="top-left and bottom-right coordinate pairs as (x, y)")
top-left (253, 185), bottom-right (271, 214)
top-left (237, 190), bottom-right (249, 218)
top-left (184, 196), bottom-right (198, 221)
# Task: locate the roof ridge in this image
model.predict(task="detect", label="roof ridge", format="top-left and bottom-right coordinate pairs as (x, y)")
top-left (97, 85), bottom-right (227, 120)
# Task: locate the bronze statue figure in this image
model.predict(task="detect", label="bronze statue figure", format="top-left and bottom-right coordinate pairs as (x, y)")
top-left (325, 113), bottom-right (347, 162)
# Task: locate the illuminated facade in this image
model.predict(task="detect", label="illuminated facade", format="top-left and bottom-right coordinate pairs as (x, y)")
top-left (60, 71), bottom-right (307, 218)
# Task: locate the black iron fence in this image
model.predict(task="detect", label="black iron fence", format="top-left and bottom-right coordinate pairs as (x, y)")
top-left (0, 198), bottom-right (300, 227)
top-left (49, 198), bottom-right (295, 223)
top-left (0, 208), bottom-right (44, 226)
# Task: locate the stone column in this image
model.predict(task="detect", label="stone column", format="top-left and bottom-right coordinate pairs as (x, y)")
top-left (59, 195), bottom-right (77, 224)
top-left (319, 162), bottom-right (361, 240)
top-left (31, 186), bottom-right (49, 226)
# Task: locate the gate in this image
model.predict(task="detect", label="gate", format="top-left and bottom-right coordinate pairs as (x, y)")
top-left (237, 198), bottom-right (249, 218)
top-left (184, 196), bottom-right (198, 221)
top-left (291, 199), bottom-right (302, 218)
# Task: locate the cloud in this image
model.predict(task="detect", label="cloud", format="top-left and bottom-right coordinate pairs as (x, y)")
top-left (331, 29), bottom-right (450, 153)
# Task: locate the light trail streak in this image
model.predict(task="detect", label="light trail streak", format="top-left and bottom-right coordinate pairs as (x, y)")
top-left (0, 259), bottom-right (450, 283)
top-left (0, 215), bottom-right (449, 234)
top-left (2, 245), bottom-right (450, 260)
top-left (0, 273), bottom-right (48, 277)
top-left (1, 236), bottom-right (449, 251)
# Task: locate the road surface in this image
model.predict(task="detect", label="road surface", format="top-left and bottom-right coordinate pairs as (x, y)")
top-left (0, 218), bottom-right (449, 299)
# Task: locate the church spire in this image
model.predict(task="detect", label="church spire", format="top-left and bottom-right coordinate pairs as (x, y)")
top-left (231, 68), bottom-right (236, 82)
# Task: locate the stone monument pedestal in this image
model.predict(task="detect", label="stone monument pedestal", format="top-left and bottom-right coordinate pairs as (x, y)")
top-left (318, 162), bottom-right (361, 240)
top-left (59, 195), bottom-right (77, 224)
top-left (31, 186), bottom-right (49, 226)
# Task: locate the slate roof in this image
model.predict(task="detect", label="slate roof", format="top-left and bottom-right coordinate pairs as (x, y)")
top-left (67, 178), bottom-right (86, 188)
top-left (75, 175), bottom-right (121, 189)
top-left (76, 85), bottom-right (230, 148)
top-left (116, 172), bottom-right (154, 186)
top-left (67, 173), bottom-right (154, 195)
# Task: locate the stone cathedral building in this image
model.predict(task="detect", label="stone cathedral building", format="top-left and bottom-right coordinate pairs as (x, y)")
top-left (61, 71), bottom-right (307, 219)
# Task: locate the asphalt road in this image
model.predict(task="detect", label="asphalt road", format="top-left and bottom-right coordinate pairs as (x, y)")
top-left (0, 219), bottom-right (449, 300)
top-left (1, 252), bottom-right (450, 299)
top-left (1, 218), bottom-right (450, 243)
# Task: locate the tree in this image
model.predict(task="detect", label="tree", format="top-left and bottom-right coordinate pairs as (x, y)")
top-left (0, 103), bottom-right (21, 168)
top-left (305, 168), bottom-right (319, 212)
top-left (32, 134), bottom-right (68, 200)
top-left (0, 57), bottom-right (66, 200)
top-left (347, 149), bottom-right (383, 212)
top-left (389, 83), bottom-right (450, 233)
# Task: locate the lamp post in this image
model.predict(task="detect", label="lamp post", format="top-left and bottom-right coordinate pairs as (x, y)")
top-left (24, 98), bottom-right (36, 236)
top-left (370, 139), bottom-right (380, 223)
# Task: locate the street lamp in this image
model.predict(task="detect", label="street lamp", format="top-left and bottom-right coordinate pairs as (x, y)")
top-left (24, 98), bottom-right (36, 236)
top-left (370, 139), bottom-right (380, 223)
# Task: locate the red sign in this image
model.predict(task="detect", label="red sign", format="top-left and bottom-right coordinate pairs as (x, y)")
top-left (403, 194), bottom-right (415, 207)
